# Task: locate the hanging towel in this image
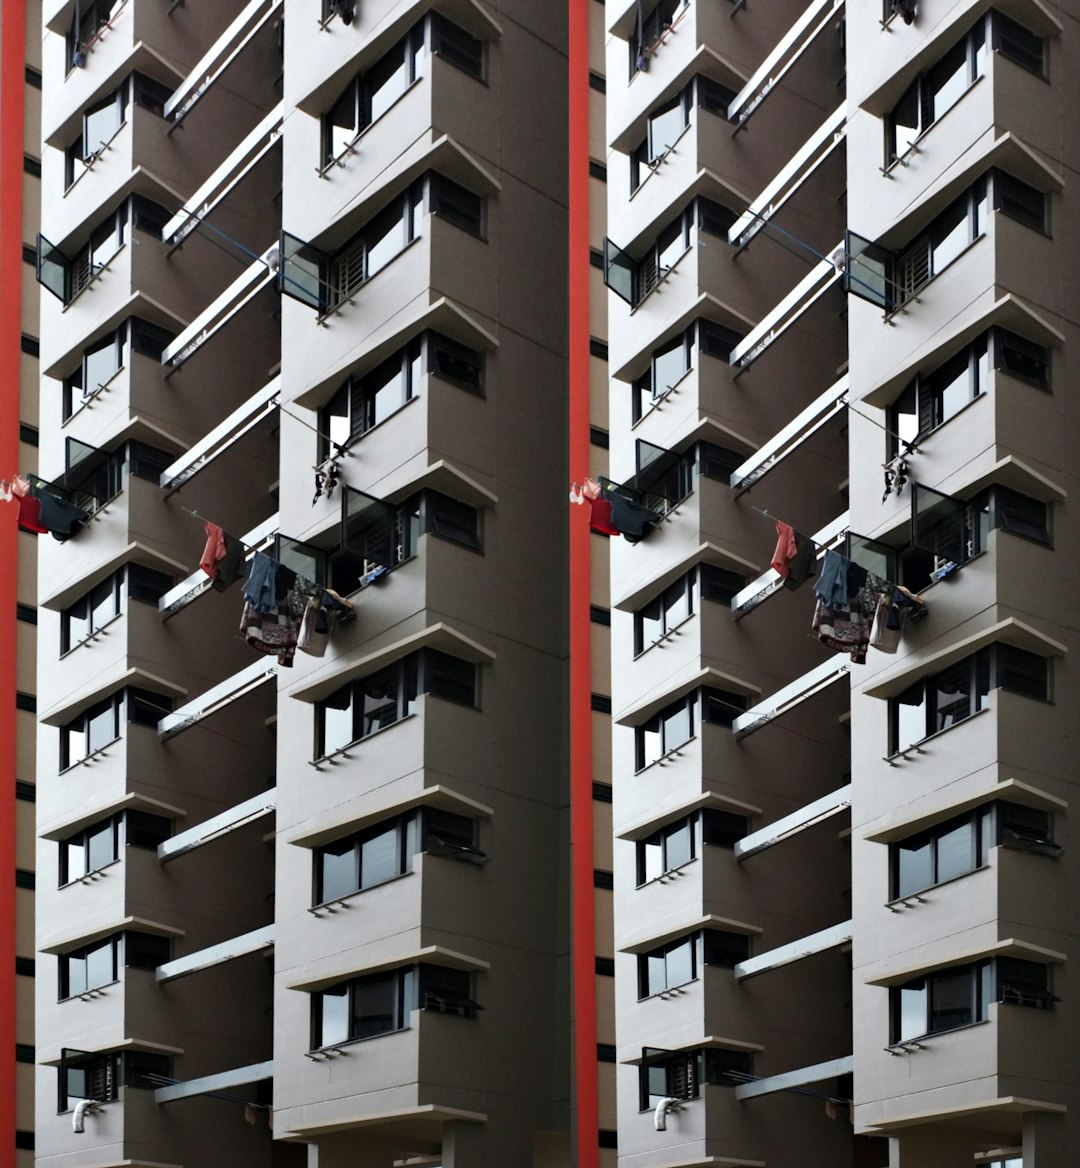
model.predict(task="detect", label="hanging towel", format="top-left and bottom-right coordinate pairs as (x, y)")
top-left (199, 522), bottom-right (227, 580)
top-left (783, 530), bottom-right (818, 591)
top-left (814, 549), bottom-right (851, 609)
top-left (608, 492), bottom-right (661, 542)
top-left (211, 534), bottom-right (246, 592)
top-left (589, 497), bottom-right (621, 537)
top-left (242, 552), bottom-right (280, 614)
top-left (17, 495), bottom-right (48, 535)
top-left (771, 521), bottom-right (798, 579)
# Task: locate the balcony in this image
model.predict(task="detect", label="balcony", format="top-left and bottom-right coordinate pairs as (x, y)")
top-left (731, 653), bottom-right (850, 739)
top-left (157, 658), bottom-right (278, 741)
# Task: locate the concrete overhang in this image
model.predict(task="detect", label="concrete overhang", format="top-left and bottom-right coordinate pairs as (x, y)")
top-left (40, 791), bottom-right (186, 842)
top-left (614, 666), bottom-right (760, 728)
top-left (617, 790), bottom-right (762, 841)
top-left (865, 938), bottom-right (1067, 988)
top-left (39, 666), bottom-right (188, 728)
top-left (613, 541), bottom-right (762, 611)
top-left (287, 784), bottom-right (493, 849)
top-left (286, 945), bottom-right (490, 994)
top-left (860, 617), bottom-right (1066, 700)
top-left (285, 1103), bottom-right (487, 1138)
top-left (864, 777), bottom-right (1066, 844)
top-left (283, 622), bottom-right (495, 704)
top-left (618, 913), bottom-right (762, 956)
top-left (40, 541), bottom-right (190, 611)
top-left (41, 916), bottom-right (184, 956)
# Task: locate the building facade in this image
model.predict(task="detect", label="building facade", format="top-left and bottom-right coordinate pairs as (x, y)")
top-left (601, 0), bottom-right (1076, 1165)
top-left (9, 0), bottom-right (1079, 1165)
top-left (27, 1), bottom-right (574, 1165)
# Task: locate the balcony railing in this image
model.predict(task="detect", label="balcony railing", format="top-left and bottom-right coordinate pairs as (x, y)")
top-left (728, 0), bottom-right (845, 128)
top-left (164, 0), bottom-right (283, 127)
top-left (729, 375), bottom-right (848, 491)
top-left (731, 653), bottom-right (850, 739)
top-left (735, 784), bottom-right (852, 860)
top-left (157, 658), bottom-right (276, 741)
top-left (156, 925), bottom-right (274, 983)
top-left (158, 789), bottom-right (276, 863)
top-left (734, 919), bottom-right (852, 980)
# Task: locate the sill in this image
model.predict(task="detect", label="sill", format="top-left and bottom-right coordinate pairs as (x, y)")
top-left (888, 1018), bottom-right (990, 1050)
top-left (312, 711), bottom-right (417, 768)
top-left (59, 978), bottom-right (121, 1003)
top-left (886, 862), bottom-right (989, 909)
top-left (633, 611), bottom-right (695, 660)
top-left (60, 736), bottom-right (122, 774)
top-left (638, 975), bottom-right (699, 1003)
top-left (636, 856), bottom-right (698, 890)
top-left (310, 868), bottom-right (414, 914)
top-left (887, 704), bottom-right (990, 762)
top-left (59, 611), bottom-right (123, 658)
top-left (308, 1025), bottom-right (409, 1056)
top-left (60, 858), bottom-right (121, 889)
top-left (635, 734), bottom-right (696, 776)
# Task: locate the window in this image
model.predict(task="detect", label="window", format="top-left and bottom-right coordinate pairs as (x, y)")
top-left (66, 83), bottom-right (128, 187)
top-left (636, 695), bottom-right (694, 770)
top-left (592, 783), bottom-right (613, 804)
top-left (314, 814), bottom-right (417, 903)
top-left (37, 197), bottom-right (172, 305)
top-left (281, 174), bottom-right (483, 314)
top-left (891, 645), bottom-right (1049, 753)
top-left (892, 807), bottom-right (991, 898)
top-left (60, 818), bottom-right (120, 884)
top-left (889, 327), bottom-right (1050, 452)
top-left (638, 930), bottom-right (749, 998)
top-left (631, 89), bottom-right (691, 190)
top-left (323, 26), bottom-right (425, 164)
top-left (59, 937), bottom-right (118, 998)
top-left (15, 869), bottom-right (35, 889)
top-left (62, 574), bottom-right (121, 653)
top-left (317, 650), bottom-right (478, 757)
top-left (16, 604), bottom-right (37, 625)
top-left (892, 957), bottom-right (1055, 1042)
top-left (59, 810), bottom-right (170, 885)
top-left (988, 486), bottom-right (1051, 546)
top-left (424, 491), bottom-right (481, 550)
top-left (66, 0), bottom-right (119, 71)
top-left (697, 75), bottom-right (737, 118)
top-left (635, 573), bottom-right (693, 653)
top-left (993, 170), bottom-right (1048, 233)
top-left (630, 0), bottom-right (689, 78)
top-left (637, 817), bottom-right (695, 884)
top-left (589, 71), bottom-right (606, 93)
top-left (58, 1048), bottom-right (171, 1112)
top-left (595, 956), bottom-right (615, 975)
top-left (60, 688), bottom-right (173, 769)
top-left (16, 956), bottom-right (35, 977)
top-left (638, 935), bottom-right (696, 997)
top-left (63, 328), bottom-right (126, 418)
top-left (892, 800), bottom-right (1057, 899)
top-left (319, 330), bottom-right (483, 455)
top-left (639, 1047), bottom-right (753, 1110)
top-left (632, 328), bottom-right (694, 421)
top-left (429, 13), bottom-right (484, 79)
top-left (126, 564), bottom-right (175, 605)
top-left (701, 808), bottom-right (750, 847)
top-left (311, 963), bottom-right (479, 1048)
top-left (699, 563), bottom-right (745, 605)
top-left (992, 10), bottom-right (1046, 77)
top-left (886, 18), bottom-right (987, 162)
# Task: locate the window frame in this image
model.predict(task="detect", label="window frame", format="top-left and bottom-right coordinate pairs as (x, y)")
top-left (61, 572), bottom-right (122, 654)
top-left (633, 571), bottom-right (694, 655)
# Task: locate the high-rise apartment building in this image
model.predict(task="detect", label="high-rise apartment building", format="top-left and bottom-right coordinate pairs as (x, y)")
top-left (601, 0), bottom-right (1076, 1165)
top-left (22, 1), bottom-right (575, 1165)
top-left (6, 0), bottom-right (1078, 1165)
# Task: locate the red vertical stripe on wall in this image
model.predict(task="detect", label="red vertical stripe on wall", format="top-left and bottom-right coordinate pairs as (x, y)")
top-left (568, 0), bottom-right (599, 1165)
top-left (0, 2), bottom-right (27, 1163)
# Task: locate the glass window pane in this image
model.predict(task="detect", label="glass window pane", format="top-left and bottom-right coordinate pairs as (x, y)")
top-left (896, 837), bottom-right (934, 897)
top-left (663, 579), bottom-right (691, 630)
top-left (83, 91), bottom-right (123, 154)
top-left (363, 359), bottom-right (408, 431)
top-left (366, 43), bottom-right (408, 124)
top-left (87, 702), bottom-right (117, 753)
top-left (935, 820), bottom-right (975, 883)
top-left (644, 952), bottom-right (665, 997)
top-left (930, 969), bottom-right (974, 1032)
top-left (321, 700), bottom-right (354, 756)
top-left (325, 85), bottom-right (357, 161)
top-left (85, 940), bottom-right (115, 989)
top-left (359, 668), bottom-right (401, 736)
top-left (652, 334), bottom-right (690, 397)
top-left (318, 986), bottom-right (350, 1046)
top-left (924, 39), bottom-right (969, 125)
top-left (638, 596), bottom-right (662, 651)
top-left (90, 577), bottom-right (117, 631)
top-left (86, 821), bottom-right (115, 872)
top-left (365, 202), bottom-right (409, 279)
top-left (63, 838), bottom-right (86, 883)
top-left (656, 218), bottom-right (688, 276)
top-left (319, 839), bottom-right (357, 902)
top-left (647, 97), bottom-right (685, 160)
top-left (639, 838), bottom-right (662, 884)
top-left (661, 701), bottom-right (692, 753)
top-left (360, 824), bottom-right (400, 888)
top-left (638, 722), bottom-right (661, 770)
top-left (930, 197), bottom-right (970, 274)
top-left (66, 597), bottom-right (91, 649)
top-left (889, 80), bottom-right (920, 160)
top-left (352, 974), bottom-right (399, 1038)
top-left (898, 982), bottom-right (927, 1040)
top-left (894, 687), bottom-right (927, 752)
top-left (665, 939), bottom-right (694, 988)
top-left (933, 664), bottom-right (972, 731)
top-left (664, 821), bottom-right (692, 870)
